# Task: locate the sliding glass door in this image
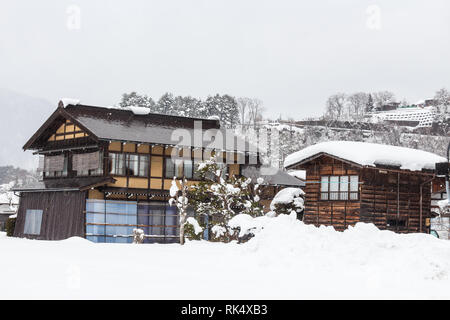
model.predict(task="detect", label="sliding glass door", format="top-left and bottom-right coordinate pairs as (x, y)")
top-left (86, 199), bottom-right (179, 243)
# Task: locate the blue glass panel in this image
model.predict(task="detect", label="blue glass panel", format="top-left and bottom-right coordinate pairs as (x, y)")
top-left (86, 200), bottom-right (105, 213)
top-left (137, 204), bottom-right (149, 214)
top-left (106, 213), bottom-right (137, 225)
top-left (105, 236), bottom-right (133, 243)
top-left (105, 201), bottom-right (137, 215)
top-left (140, 226), bottom-right (150, 235)
top-left (165, 206), bottom-right (178, 236)
top-left (146, 237), bottom-right (164, 244)
top-left (137, 203), bottom-right (150, 227)
top-left (105, 225), bottom-right (134, 236)
top-left (137, 214), bottom-right (149, 226)
top-left (86, 235), bottom-right (105, 243)
top-left (150, 215), bottom-right (164, 235)
top-left (148, 203), bottom-right (165, 235)
top-left (86, 224), bottom-right (106, 235)
top-left (86, 213), bottom-right (105, 224)
top-left (203, 215), bottom-right (209, 240)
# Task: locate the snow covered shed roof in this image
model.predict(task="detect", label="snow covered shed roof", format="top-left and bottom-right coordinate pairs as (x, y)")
top-left (284, 141), bottom-right (446, 172)
top-left (287, 170), bottom-right (306, 181)
top-left (24, 103), bottom-right (254, 153)
top-left (242, 166), bottom-right (305, 187)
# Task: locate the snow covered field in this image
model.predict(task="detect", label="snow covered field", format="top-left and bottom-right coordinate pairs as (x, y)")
top-left (2, 214), bottom-right (450, 299)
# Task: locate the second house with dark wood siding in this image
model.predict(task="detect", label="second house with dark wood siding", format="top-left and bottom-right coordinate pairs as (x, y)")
top-left (284, 141), bottom-right (446, 234)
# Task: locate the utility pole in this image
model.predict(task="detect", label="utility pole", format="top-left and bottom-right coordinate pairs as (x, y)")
top-left (436, 142), bottom-right (450, 201)
top-left (446, 142), bottom-right (450, 200)
top-left (435, 142), bottom-right (450, 238)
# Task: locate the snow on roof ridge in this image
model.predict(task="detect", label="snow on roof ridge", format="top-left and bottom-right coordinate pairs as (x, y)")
top-left (59, 98), bottom-right (81, 107)
top-left (124, 105), bottom-right (151, 115)
top-left (284, 140), bottom-right (447, 172)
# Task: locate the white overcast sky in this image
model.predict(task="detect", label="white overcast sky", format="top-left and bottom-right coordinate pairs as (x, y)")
top-left (0, 0), bottom-right (449, 119)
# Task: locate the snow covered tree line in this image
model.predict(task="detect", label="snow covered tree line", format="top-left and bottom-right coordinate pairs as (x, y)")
top-left (323, 88), bottom-right (450, 122)
top-left (239, 119), bottom-right (449, 170)
top-left (119, 92), bottom-right (247, 128)
top-left (324, 91), bottom-right (397, 121)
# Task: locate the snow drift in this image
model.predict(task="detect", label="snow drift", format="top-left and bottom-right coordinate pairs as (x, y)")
top-left (1, 214), bottom-right (450, 299)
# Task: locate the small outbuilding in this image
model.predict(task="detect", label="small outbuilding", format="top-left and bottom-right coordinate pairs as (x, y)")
top-left (284, 141), bottom-right (446, 234)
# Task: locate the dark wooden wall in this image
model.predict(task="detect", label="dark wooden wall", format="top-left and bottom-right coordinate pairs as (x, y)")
top-left (14, 191), bottom-right (87, 240)
top-left (360, 169), bottom-right (431, 233)
top-left (291, 155), bottom-right (433, 233)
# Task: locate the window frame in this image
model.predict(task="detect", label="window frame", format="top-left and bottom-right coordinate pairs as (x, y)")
top-left (43, 153), bottom-right (68, 178)
top-left (109, 152), bottom-right (126, 176)
top-left (24, 209), bottom-right (43, 235)
top-left (75, 150), bottom-right (104, 177)
top-left (320, 175), bottom-right (359, 201)
top-left (164, 157), bottom-right (194, 179)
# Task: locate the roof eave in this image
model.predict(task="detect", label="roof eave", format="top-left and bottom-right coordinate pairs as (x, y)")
top-left (285, 152), bottom-right (436, 175)
top-left (285, 152), bottom-right (363, 170)
top-left (23, 105), bottom-right (99, 151)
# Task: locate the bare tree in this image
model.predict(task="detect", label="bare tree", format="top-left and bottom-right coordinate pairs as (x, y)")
top-left (434, 88), bottom-right (450, 114)
top-left (347, 92), bottom-right (369, 121)
top-left (325, 93), bottom-right (347, 121)
top-left (247, 98), bottom-right (264, 129)
top-left (237, 97), bottom-right (250, 131)
top-left (372, 91), bottom-right (396, 110)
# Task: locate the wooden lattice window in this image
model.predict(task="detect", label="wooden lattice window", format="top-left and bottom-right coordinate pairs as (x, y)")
top-left (74, 151), bottom-right (103, 176)
top-left (320, 175), bottom-right (359, 201)
top-left (44, 154), bottom-right (68, 178)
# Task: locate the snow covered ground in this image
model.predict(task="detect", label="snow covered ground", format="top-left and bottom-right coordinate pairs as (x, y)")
top-left (2, 214), bottom-right (450, 299)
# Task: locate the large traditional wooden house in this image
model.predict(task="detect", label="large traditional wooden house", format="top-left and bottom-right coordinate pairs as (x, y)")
top-left (13, 101), bottom-right (301, 243)
top-left (284, 141), bottom-right (446, 234)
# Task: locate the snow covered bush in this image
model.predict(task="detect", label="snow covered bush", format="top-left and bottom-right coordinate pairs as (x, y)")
top-left (184, 217), bottom-right (203, 241)
top-left (5, 216), bottom-right (16, 237)
top-left (132, 228), bottom-right (144, 244)
top-left (228, 214), bottom-right (265, 243)
top-left (270, 187), bottom-right (305, 220)
top-left (188, 156), bottom-right (264, 242)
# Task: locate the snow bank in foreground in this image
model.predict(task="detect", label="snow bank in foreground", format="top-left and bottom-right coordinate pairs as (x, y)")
top-left (1, 216), bottom-right (450, 299)
top-left (284, 141), bottom-right (446, 171)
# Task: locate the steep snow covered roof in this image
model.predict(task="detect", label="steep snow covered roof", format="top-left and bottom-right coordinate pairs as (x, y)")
top-left (287, 170), bottom-right (306, 180)
top-left (284, 141), bottom-right (446, 172)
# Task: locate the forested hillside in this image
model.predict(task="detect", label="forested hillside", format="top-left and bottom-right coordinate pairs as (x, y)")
top-left (0, 165), bottom-right (38, 187)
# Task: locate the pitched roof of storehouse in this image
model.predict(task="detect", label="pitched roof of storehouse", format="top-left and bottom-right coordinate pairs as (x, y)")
top-left (23, 101), bottom-right (254, 153)
top-left (242, 166), bottom-right (305, 187)
top-left (284, 141), bottom-right (446, 173)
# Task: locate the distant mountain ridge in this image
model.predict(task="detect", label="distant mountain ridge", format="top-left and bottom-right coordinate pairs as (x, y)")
top-left (0, 88), bottom-right (54, 169)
